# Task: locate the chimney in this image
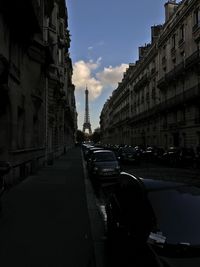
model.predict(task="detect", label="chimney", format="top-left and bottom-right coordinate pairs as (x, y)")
top-left (164, 0), bottom-right (179, 22)
top-left (151, 25), bottom-right (163, 43)
top-left (139, 44), bottom-right (151, 60)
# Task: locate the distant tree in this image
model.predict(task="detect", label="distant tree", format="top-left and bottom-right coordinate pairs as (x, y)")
top-left (91, 128), bottom-right (101, 143)
top-left (76, 130), bottom-right (85, 143)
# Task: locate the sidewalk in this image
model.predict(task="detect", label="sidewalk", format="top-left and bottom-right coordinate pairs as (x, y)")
top-left (0, 147), bottom-right (105, 267)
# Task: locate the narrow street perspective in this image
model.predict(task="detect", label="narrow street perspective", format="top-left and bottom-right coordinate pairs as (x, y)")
top-left (1, 0), bottom-right (200, 266)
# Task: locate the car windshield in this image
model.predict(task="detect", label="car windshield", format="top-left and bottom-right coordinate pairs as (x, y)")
top-left (94, 152), bottom-right (116, 162)
top-left (148, 185), bottom-right (200, 246)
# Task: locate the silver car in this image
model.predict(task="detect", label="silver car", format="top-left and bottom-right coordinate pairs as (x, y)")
top-left (88, 150), bottom-right (121, 181)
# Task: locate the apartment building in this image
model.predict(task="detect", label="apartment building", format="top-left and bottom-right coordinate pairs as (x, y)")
top-left (100, 0), bottom-right (200, 151)
top-left (0, 0), bottom-right (77, 184)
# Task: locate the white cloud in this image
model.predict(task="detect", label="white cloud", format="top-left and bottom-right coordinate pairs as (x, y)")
top-left (72, 59), bottom-right (128, 101)
top-left (76, 101), bottom-right (81, 108)
top-left (88, 46), bottom-right (93, 50)
top-left (96, 63), bottom-right (128, 88)
top-left (72, 59), bottom-right (103, 100)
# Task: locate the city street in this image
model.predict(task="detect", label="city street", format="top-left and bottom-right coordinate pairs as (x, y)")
top-left (0, 146), bottom-right (200, 267)
top-left (1, 1), bottom-right (200, 266)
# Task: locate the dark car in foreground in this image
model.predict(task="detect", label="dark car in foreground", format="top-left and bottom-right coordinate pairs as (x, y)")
top-left (88, 150), bottom-right (120, 182)
top-left (106, 172), bottom-right (200, 267)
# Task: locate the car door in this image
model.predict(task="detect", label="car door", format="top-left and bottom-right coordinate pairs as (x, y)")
top-left (116, 174), bottom-right (154, 242)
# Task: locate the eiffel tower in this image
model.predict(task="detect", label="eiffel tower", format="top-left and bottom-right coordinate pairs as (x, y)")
top-left (83, 87), bottom-right (92, 134)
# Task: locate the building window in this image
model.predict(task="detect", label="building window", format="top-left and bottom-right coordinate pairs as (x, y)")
top-left (33, 114), bottom-right (39, 147)
top-left (152, 87), bottom-right (156, 99)
top-left (179, 108), bottom-right (186, 124)
top-left (146, 92), bottom-right (150, 103)
top-left (141, 92), bottom-right (144, 103)
top-left (182, 133), bottom-right (186, 147)
top-left (172, 34), bottom-right (176, 48)
top-left (163, 116), bottom-right (167, 129)
top-left (59, 22), bottom-right (64, 39)
top-left (58, 49), bottom-right (63, 65)
top-left (179, 24), bottom-right (185, 44)
top-left (193, 7), bottom-right (200, 27)
top-left (17, 107), bottom-right (25, 149)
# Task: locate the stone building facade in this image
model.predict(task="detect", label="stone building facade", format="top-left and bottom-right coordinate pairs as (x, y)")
top-left (100, 0), bottom-right (200, 151)
top-left (0, 0), bottom-right (77, 185)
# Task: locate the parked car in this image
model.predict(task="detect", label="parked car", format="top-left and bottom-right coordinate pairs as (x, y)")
top-left (88, 150), bottom-right (120, 182)
top-left (85, 146), bottom-right (105, 167)
top-left (118, 146), bottom-right (140, 164)
top-left (179, 147), bottom-right (195, 167)
top-left (161, 147), bottom-right (195, 167)
top-left (142, 146), bottom-right (165, 163)
top-left (161, 147), bottom-right (180, 166)
top-left (143, 146), bottom-right (155, 158)
top-left (106, 172), bottom-right (200, 267)
top-left (82, 143), bottom-right (94, 159)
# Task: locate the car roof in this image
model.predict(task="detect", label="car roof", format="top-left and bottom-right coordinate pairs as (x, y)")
top-left (119, 172), bottom-right (192, 192)
top-left (93, 149), bottom-right (114, 154)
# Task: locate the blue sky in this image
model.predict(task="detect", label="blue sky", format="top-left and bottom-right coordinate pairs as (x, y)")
top-left (66, 0), bottom-right (169, 131)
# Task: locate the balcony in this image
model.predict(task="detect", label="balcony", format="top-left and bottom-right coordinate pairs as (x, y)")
top-left (48, 64), bottom-right (59, 82)
top-left (151, 67), bottom-right (156, 75)
top-left (178, 38), bottom-right (184, 47)
top-left (134, 74), bottom-right (149, 92)
top-left (169, 123), bottom-right (177, 130)
top-left (171, 47), bottom-right (176, 59)
top-left (129, 84), bottom-right (200, 126)
top-left (162, 123), bottom-right (168, 129)
top-left (193, 23), bottom-right (200, 42)
top-left (128, 105), bottom-right (158, 125)
top-left (166, 121), bottom-right (185, 130)
top-left (185, 50), bottom-right (200, 70)
top-left (178, 120), bottom-right (186, 126)
top-left (165, 61), bottom-right (185, 83)
top-left (157, 76), bottom-right (167, 90)
top-left (10, 62), bottom-right (20, 83)
top-left (159, 85), bottom-right (200, 112)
